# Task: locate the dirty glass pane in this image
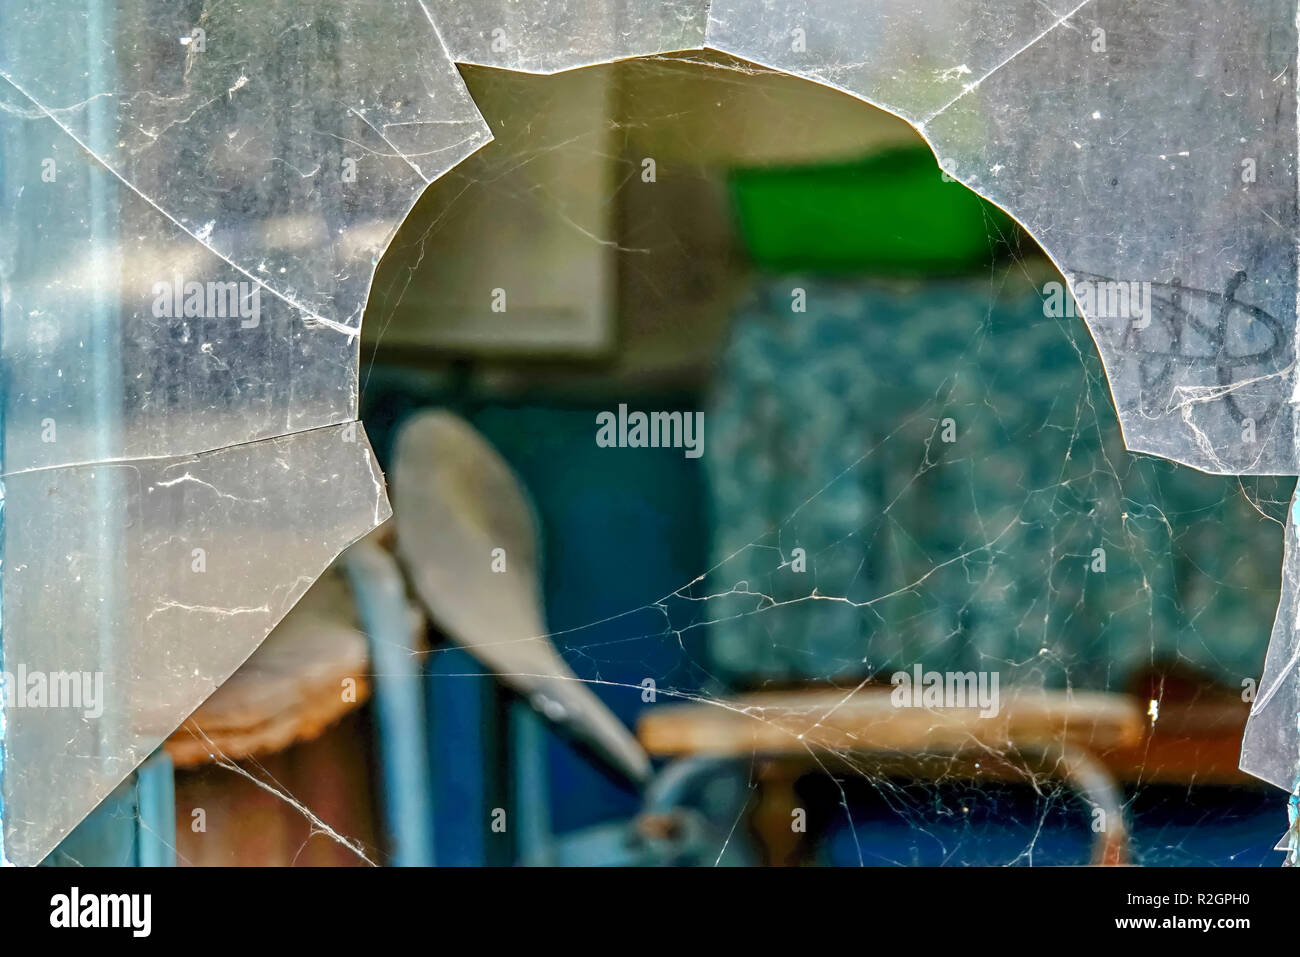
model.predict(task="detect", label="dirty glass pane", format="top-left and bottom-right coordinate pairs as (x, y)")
top-left (430, 0), bottom-right (710, 73)
top-left (1, 425), bottom-right (388, 866)
top-left (2, 0), bottom-right (1299, 869)
top-left (0, 0), bottom-right (489, 468)
top-left (0, 0), bottom-right (484, 864)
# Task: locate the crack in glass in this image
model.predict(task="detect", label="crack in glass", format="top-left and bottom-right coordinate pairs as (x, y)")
top-left (3, 0), bottom-right (1299, 865)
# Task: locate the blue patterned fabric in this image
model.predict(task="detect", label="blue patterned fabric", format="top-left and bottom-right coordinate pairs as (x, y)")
top-left (704, 274), bottom-right (1289, 691)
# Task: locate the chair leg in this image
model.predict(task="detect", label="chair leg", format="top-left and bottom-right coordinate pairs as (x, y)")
top-left (135, 750), bottom-right (177, 867)
top-left (1024, 743), bottom-right (1130, 866)
top-left (44, 749), bottom-right (175, 866)
top-left (342, 542), bottom-right (436, 867)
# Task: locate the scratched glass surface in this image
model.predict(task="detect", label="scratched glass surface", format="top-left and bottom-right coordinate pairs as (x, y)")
top-left (2, 0), bottom-right (1299, 866)
top-left (0, 0), bottom-right (484, 864)
top-left (429, 0), bottom-right (710, 73)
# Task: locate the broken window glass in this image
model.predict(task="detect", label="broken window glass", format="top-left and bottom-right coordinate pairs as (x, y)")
top-left (3, 0), bottom-right (1299, 867)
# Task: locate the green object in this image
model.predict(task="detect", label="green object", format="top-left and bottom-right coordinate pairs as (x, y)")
top-left (730, 147), bottom-right (1016, 275)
